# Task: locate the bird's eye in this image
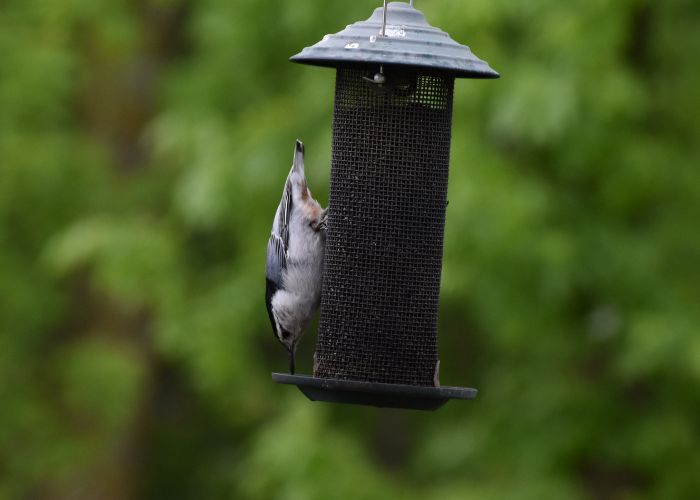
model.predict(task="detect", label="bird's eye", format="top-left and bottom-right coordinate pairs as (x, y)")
top-left (281, 330), bottom-right (291, 339)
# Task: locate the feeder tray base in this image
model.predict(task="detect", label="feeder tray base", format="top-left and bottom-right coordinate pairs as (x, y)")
top-left (272, 373), bottom-right (477, 411)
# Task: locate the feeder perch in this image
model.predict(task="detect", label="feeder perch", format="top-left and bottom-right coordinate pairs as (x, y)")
top-left (273, 1), bottom-right (499, 410)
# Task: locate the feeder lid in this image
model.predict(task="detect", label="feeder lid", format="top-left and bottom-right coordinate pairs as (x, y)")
top-left (291, 1), bottom-right (499, 79)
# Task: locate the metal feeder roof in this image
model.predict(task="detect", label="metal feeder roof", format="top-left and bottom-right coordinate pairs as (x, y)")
top-left (291, 1), bottom-right (499, 79)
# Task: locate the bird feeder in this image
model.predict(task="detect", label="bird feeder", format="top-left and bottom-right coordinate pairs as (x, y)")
top-left (273, 1), bottom-right (498, 410)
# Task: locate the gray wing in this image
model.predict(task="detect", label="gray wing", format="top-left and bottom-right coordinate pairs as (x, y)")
top-left (266, 179), bottom-right (292, 287)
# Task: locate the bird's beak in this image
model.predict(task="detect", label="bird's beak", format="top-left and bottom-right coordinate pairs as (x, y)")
top-left (288, 348), bottom-right (296, 375)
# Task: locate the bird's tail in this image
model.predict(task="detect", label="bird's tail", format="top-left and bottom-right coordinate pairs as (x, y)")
top-left (287, 140), bottom-right (309, 202)
top-left (292, 139), bottom-right (305, 176)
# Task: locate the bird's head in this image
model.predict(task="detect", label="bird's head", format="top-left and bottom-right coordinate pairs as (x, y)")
top-left (275, 322), bottom-right (298, 353)
top-left (274, 320), bottom-right (301, 374)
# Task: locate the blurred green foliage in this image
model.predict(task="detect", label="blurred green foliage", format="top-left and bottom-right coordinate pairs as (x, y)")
top-left (1, 0), bottom-right (699, 498)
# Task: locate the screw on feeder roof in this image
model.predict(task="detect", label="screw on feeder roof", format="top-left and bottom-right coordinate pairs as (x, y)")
top-left (274, 1), bottom-right (498, 410)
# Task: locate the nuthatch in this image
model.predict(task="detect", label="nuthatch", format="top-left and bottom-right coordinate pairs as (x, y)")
top-left (266, 140), bottom-right (327, 374)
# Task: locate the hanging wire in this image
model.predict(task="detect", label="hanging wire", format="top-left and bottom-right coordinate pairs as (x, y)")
top-left (381, 0), bottom-right (388, 37)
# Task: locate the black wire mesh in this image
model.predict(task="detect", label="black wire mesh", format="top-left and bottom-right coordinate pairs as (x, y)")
top-left (314, 67), bottom-right (455, 386)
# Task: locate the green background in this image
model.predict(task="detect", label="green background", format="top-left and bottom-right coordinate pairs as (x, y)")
top-left (1, 0), bottom-right (699, 498)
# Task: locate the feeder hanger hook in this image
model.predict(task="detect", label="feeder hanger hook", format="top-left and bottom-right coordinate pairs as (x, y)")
top-left (383, 0), bottom-right (390, 37)
top-left (364, 0), bottom-right (415, 87)
top-left (364, 1), bottom-right (390, 86)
